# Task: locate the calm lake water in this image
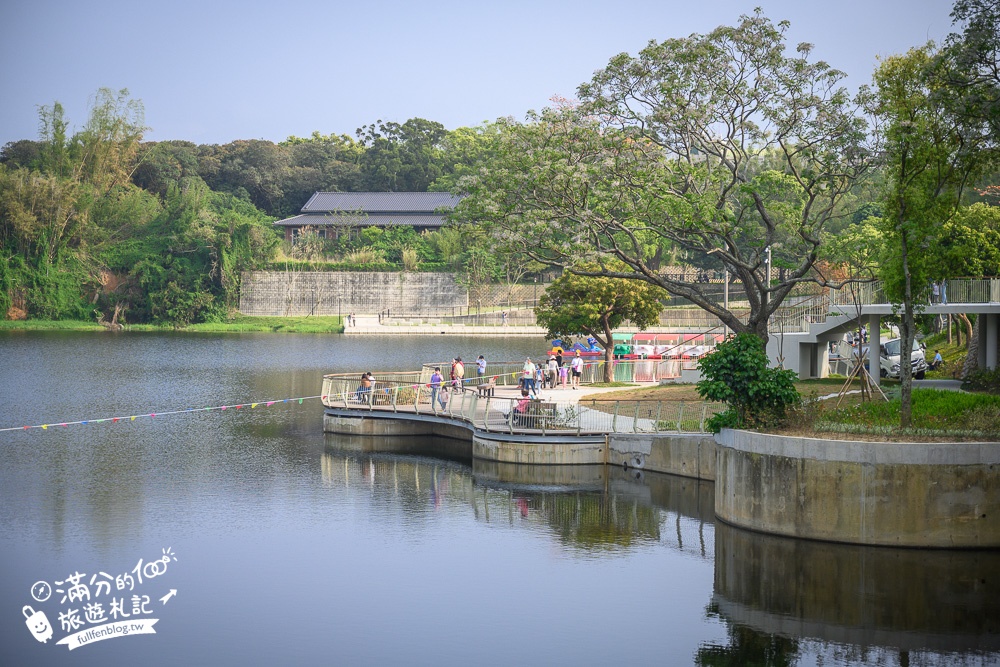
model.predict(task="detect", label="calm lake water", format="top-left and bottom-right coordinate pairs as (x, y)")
top-left (1, 332), bottom-right (998, 666)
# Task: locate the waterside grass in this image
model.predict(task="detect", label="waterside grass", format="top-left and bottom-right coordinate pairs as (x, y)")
top-left (1, 316), bottom-right (345, 334)
top-left (0, 319), bottom-right (105, 331)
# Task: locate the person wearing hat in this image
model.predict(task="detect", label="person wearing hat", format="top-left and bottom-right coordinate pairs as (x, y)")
top-left (546, 355), bottom-right (559, 389)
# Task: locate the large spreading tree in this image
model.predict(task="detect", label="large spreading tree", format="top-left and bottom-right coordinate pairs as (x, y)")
top-left (454, 11), bottom-right (869, 344)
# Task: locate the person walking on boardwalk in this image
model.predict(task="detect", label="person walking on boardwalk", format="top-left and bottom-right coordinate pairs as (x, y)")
top-left (430, 367), bottom-right (446, 410)
top-left (547, 356), bottom-right (559, 389)
top-left (452, 357), bottom-right (465, 392)
top-left (522, 357), bottom-right (538, 397)
top-left (570, 351), bottom-right (583, 389)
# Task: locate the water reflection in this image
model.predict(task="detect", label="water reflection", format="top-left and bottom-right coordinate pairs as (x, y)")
top-left (322, 434), bottom-right (714, 559)
top-left (700, 521), bottom-right (1000, 665)
top-left (324, 434), bottom-right (1000, 666)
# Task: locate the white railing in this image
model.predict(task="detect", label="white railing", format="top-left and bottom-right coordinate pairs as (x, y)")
top-left (320, 373), bottom-right (723, 435)
top-left (829, 279), bottom-right (1000, 307)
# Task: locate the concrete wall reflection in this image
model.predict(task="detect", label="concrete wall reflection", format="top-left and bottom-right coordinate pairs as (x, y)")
top-left (712, 521), bottom-right (1000, 654)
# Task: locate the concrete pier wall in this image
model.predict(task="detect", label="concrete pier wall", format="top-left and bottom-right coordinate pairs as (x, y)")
top-left (608, 433), bottom-right (716, 480)
top-left (323, 410), bottom-right (709, 474)
top-left (715, 429), bottom-right (1000, 547)
top-left (324, 411), bottom-right (999, 547)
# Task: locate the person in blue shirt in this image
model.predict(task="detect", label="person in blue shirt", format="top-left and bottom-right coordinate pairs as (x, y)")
top-left (930, 350), bottom-right (944, 370)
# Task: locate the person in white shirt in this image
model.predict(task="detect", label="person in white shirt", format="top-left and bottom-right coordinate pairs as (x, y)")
top-left (522, 357), bottom-right (537, 397)
top-left (570, 351), bottom-right (583, 389)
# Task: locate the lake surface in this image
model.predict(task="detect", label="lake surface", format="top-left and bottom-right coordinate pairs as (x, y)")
top-left (1, 331), bottom-right (998, 666)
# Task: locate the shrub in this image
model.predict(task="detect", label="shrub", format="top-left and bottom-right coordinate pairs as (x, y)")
top-left (963, 368), bottom-right (1000, 394)
top-left (696, 333), bottom-right (799, 432)
top-left (401, 247), bottom-right (419, 271)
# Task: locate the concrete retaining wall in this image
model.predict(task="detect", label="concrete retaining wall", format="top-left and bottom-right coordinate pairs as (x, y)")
top-left (472, 434), bottom-right (606, 465)
top-left (715, 429), bottom-right (1000, 547)
top-left (240, 271), bottom-right (467, 316)
top-left (608, 433), bottom-right (716, 480)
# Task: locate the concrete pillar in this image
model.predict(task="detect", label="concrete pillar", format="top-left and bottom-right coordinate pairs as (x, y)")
top-left (868, 314), bottom-right (881, 387)
top-left (817, 341), bottom-right (830, 378)
top-left (987, 314), bottom-right (998, 370)
top-left (799, 343), bottom-right (813, 378)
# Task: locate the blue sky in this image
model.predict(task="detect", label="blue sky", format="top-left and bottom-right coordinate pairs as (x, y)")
top-left (0, 0), bottom-right (955, 147)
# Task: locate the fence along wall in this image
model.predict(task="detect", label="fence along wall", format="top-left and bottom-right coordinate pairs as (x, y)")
top-left (239, 271), bottom-right (468, 316)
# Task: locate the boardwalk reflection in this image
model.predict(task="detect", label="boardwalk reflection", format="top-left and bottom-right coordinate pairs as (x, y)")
top-left (702, 521), bottom-right (1000, 664)
top-left (322, 434), bottom-right (1000, 665)
top-left (322, 433), bottom-right (713, 558)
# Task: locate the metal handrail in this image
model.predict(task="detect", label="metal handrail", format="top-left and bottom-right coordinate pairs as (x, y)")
top-left (320, 374), bottom-right (723, 434)
top-left (829, 278), bottom-right (1000, 307)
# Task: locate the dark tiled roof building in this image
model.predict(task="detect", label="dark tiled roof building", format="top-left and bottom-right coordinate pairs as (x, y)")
top-left (274, 192), bottom-right (460, 242)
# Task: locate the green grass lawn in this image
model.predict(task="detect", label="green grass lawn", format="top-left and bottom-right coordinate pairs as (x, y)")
top-left (815, 387), bottom-right (1000, 437)
top-left (920, 332), bottom-right (968, 379)
top-left (0, 319), bottom-right (105, 331)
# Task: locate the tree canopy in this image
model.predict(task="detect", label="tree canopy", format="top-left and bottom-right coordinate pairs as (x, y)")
top-left (534, 268), bottom-right (666, 381)
top-left (454, 11), bottom-right (870, 343)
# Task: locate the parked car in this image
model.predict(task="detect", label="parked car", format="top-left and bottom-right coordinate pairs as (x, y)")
top-left (861, 337), bottom-right (927, 379)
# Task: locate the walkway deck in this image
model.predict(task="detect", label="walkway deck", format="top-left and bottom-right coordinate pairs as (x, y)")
top-left (321, 369), bottom-right (721, 437)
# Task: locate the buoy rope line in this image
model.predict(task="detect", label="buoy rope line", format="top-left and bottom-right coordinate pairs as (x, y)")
top-left (2, 359), bottom-right (632, 434)
top-left (0, 395), bottom-right (324, 433)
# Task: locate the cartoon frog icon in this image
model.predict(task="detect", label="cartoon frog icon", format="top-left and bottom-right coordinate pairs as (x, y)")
top-left (23, 606), bottom-right (53, 643)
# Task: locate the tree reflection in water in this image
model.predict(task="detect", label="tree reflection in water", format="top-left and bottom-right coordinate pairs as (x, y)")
top-left (322, 435), bottom-right (1000, 666)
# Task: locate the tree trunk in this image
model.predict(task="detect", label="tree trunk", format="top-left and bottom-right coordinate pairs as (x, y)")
top-left (958, 313), bottom-right (974, 347)
top-left (898, 226), bottom-right (914, 428)
top-left (601, 315), bottom-right (615, 383)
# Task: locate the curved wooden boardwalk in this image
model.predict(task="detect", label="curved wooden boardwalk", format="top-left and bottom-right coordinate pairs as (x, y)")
top-left (321, 366), bottom-right (721, 437)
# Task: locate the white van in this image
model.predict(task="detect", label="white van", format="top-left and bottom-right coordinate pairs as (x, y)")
top-left (864, 337), bottom-right (927, 379)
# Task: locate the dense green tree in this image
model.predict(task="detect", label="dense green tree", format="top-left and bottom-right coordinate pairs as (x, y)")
top-left (198, 139), bottom-right (288, 214)
top-left (455, 11), bottom-right (869, 344)
top-left (0, 165), bottom-right (90, 318)
top-left (0, 140), bottom-right (43, 171)
top-left (131, 140), bottom-right (200, 197)
top-left (535, 268), bottom-right (666, 381)
top-left (356, 118), bottom-right (449, 192)
top-left (936, 203), bottom-right (1000, 277)
top-left (278, 131), bottom-right (363, 214)
top-left (428, 123), bottom-right (500, 192)
top-left (868, 37), bottom-right (999, 426)
top-left (104, 180), bottom-right (278, 324)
